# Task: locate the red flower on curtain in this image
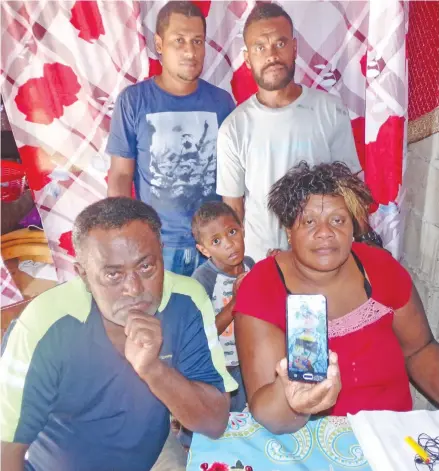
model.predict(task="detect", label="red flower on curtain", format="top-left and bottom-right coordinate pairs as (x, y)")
top-left (59, 231), bottom-right (75, 257)
top-left (352, 115), bottom-right (403, 208)
top-left (231, 62), bottom-right (258, 104)
top-left (351, 117), bottom-right (366, 170)
top-left (70, 1), bottom-right (105, 43)
top-left (148, 58), bottom-right (163, 77)
top-left (191, 1), bottom-right (211, 17)
top-left (360, 53), bottom-right (367, 77)
top-left (359, 50), bottom-right (386, 80)
top-left (227, 1), bottom-right (248, 18)
top-left (15, 63), bottom-right (81, 125)
top-left (18, 145), bottom-right (55, 191)
top-left (365, 116), bottom-right (404, 207)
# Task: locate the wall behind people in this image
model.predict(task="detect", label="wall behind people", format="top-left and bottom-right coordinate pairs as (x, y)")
top-left (403, 0), bottom-right (439, 410)
top-left (1, 0), bottom-right (407, 282)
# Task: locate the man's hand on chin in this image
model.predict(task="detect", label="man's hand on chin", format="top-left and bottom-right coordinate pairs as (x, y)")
top-left (124, 313), bottom-right (163, 379)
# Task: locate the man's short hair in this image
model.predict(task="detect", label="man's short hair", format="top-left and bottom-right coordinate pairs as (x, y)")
top-left (192, 201), bottom-right (241, 243)
top-left (73, 197), bottom-right (162, 259)
top-left (243, 2), bottom-right (293, 40)
top-left (156, 1), bottom-right (206, 37)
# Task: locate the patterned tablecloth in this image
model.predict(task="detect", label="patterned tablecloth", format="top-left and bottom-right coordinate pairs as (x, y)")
top-left (187, 412), bottom-right (371, 471)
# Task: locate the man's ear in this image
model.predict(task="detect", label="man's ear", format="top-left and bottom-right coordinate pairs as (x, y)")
top-left (196, 243), bottom-right (211, 259)
top-left (292, 37), bottom-right (297, 61)
top-left (154, 33), bottom-right (163, 55)
top-left (244, 48), bottom-right (251, 70)
top-left (74, 262), bottom-right (91, 292)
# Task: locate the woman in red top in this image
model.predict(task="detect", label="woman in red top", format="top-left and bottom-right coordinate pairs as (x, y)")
top-left (234, 162), bottom-right (439, 434)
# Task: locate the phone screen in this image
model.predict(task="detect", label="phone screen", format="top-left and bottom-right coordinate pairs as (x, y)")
top-left (286, 294), bottom-right (328, 383)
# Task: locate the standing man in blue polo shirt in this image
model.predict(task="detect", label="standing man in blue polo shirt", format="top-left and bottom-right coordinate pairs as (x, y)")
top-left (1, 197), bottom-right (236, 471)
top-left (106, 1), bottom-right (235, 276)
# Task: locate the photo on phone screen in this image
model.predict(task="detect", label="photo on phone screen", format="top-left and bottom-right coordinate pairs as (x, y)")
top-left (286, 294), bottom-right (328, 383)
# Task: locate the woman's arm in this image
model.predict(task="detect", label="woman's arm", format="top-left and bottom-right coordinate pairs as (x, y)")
top-left (393, 284), bottom-right (439, 405)
top-left (234, 314), bottom-right (341, 434)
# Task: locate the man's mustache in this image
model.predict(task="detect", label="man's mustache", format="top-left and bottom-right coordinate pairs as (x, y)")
top-left (262, 62), bottom-right (287, 73)
top-left (114, 295), bottom-right (154, 312)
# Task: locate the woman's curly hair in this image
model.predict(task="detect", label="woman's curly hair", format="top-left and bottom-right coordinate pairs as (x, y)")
top-left (268, 161), bottom-right (374, 237)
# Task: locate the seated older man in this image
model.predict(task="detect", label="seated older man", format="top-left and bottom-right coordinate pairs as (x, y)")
top-left (1, 197), bottom-right (237, 471)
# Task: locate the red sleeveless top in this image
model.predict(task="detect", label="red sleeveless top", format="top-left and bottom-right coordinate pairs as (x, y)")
top-left (234, 242), bottom-right (413, 415)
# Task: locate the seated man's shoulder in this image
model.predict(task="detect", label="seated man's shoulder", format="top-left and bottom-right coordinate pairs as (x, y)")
top-left (164, 270), bottom-right (209, 307)
top-left (20, 277), bottom-right (92, 332)
top-left (160, 272), bottom-right (218, 334)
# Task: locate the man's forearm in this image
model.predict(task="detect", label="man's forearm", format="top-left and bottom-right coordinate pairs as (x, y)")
top-left (407, 340), bottom-right (439, 405)
top-left (141, 360), bottom-right (229, 438)
top-left (2, 458), bottom-right (24, 471)
top-left (107, 175), bottom-right (133, 198)
top-left (222, 197), bottom-right (244, 223)
top-left (1, 443), bottom-right (27, 471)
top-left (250, 377), bottom-right (309, 435)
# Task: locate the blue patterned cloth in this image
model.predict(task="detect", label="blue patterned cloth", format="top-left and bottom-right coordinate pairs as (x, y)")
top-left (187, 412), bottom-right (372, 471)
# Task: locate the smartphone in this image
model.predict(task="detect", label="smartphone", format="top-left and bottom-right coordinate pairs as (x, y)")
top-left (286, 294), bottom-right (329, 383)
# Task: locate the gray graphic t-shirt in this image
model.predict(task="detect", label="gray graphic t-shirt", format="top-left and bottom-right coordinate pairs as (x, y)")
top-left (106, 78), bottom-right (235, 248)
top-left (192, 257), bottom-right (254, 367)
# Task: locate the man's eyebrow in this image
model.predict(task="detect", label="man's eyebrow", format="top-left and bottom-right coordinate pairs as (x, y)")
top-left (168, 31), bottom-right (205, 39)
top-left (102, 255), bottom-right (153, 270)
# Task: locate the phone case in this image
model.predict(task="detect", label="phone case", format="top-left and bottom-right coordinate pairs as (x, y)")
top-left (286, 294), bottom-right (329, 383)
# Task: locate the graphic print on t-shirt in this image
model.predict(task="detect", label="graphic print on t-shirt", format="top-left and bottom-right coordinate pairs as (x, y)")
top-left (212, 273), bottom-right (238, 367)
top-left (147, 111), bottom-right (218, 209)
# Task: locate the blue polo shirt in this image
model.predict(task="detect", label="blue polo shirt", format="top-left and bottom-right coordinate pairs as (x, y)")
top-left (0, 272), bottom-right (236, 471)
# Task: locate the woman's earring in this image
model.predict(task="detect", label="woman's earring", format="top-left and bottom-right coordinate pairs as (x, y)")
top-left (287, 236), bottom-right (291, 245)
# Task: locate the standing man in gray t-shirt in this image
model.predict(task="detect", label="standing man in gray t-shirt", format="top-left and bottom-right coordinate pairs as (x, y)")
top-left (216, 3), bottom-right (361, 262)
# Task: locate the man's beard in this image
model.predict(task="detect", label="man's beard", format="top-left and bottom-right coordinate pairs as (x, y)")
top-left (177, 70), bottom-right (202, 82)
top-left (254, 61), bottom-right (295, 91)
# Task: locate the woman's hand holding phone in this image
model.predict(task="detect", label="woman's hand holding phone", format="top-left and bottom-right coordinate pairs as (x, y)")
top-left (276, 351), bottom-right (341, 415)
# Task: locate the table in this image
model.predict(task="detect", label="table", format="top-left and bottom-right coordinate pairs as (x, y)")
top-left (187, 412), bottom-right (371, 471)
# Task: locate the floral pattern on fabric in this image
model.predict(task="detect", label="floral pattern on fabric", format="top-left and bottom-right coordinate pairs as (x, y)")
top-left (187, 413), bottom-right (371, 471)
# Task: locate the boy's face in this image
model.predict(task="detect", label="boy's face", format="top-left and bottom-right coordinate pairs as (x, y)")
top-left (196, 215), bottom-right (245, 272)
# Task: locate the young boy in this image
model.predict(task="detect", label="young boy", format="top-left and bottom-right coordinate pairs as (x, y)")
top-left (191, 201), bottom-right (254, 411)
